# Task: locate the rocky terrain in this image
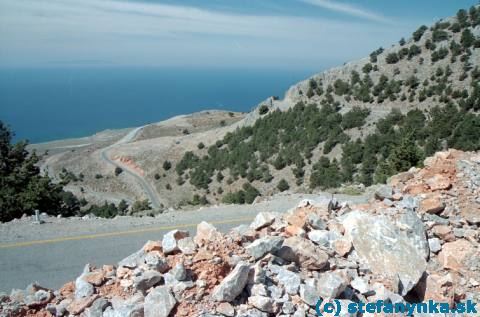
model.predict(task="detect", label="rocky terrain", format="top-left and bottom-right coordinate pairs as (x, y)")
top-left (31, 6), bottom-right (480, 211)
top-left (2, 149), bottom-right (479, 317)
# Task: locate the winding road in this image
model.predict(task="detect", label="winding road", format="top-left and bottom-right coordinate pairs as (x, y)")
top-left (99, 127), bottom-right (162, 209)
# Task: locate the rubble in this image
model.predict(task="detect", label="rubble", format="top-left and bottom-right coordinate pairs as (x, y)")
top-left (1, 149), bottom-right (479, 317)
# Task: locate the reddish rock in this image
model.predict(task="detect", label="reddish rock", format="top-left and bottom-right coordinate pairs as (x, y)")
top-left (67, 295), bottom-right (99, 315)
top-left (432, 225), bottom-right (455, 242)
top-left (116, 267), bottom-right (131, 279)
top-left (404, 183), bottom-right (428, 195)
top-left (83, 271), bottom-right (105, 286)
top-left (59, 281), bottom-right (75, 297)
top-left (193, 248), bottom-right (214, 263)
top-left (327, 221), bottom-right (345, 235)
top-left (194, 221), bottom-right (220, 245)
top-left (438, 239), bottom-right (475, 271)
top-left (422, 274), bottom-right (454, 306)
top-left (284, 225), bottom-right (306, 237)
top-left (333, 239), bottom-right (352, 257)
top-left (419, 195), bottom-right (445, 214)
top-left (426, 174), bottom-right (452, 191)
top-left (142, 240), bottom-right (162, 253)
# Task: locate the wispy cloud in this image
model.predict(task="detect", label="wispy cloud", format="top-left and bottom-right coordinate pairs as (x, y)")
top-left (299, 0), bottom-right (389, 23)
top-left (0, 0), bottom-right (406, 67)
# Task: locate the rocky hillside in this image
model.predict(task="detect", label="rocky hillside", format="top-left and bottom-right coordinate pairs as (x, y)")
top-left (2, 149), bottom-right (479, 316)
top-left (167, 6), bottom-right (480, 208)
top-left (36, 5), bottom-right (480, 212)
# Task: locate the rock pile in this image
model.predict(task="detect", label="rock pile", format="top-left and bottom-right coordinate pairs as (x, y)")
top-left (1, 149), bottom-right (479, 317)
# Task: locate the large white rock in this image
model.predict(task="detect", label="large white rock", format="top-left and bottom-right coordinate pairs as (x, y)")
top-left (144, 286), bottom-right (177, 317)
top-left (212, 262), bottom-right (250, 302)
top-left (342, 211), bottom-right (427, 296)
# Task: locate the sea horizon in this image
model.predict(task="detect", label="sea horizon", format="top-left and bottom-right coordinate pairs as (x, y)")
top-left (0, 66), bottom-right (320, 143)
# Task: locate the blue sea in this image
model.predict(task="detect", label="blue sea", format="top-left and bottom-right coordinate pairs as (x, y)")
top-left (0, 67), bottom-right (315, 143)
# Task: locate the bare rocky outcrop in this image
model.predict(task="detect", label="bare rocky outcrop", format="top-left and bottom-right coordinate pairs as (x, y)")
top-left (2, 150), bottom-right (479, 317)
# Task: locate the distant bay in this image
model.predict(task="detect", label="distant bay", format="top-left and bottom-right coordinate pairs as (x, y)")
top-left (0, 67), bottom-right (315, 143)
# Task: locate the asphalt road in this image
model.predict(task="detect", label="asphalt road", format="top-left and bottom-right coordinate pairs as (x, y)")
top-left (0, 192), bottom-right (369, 293)
top-left (0, 217), bottom-right (248, 292)
top-left (99, 126), bottom-right (162, 209)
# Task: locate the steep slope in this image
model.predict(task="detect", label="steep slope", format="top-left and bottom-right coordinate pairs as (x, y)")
top-left (169, 6), bottom-right (480, 207)
top-left (37, 6), bottom-right (480, 212)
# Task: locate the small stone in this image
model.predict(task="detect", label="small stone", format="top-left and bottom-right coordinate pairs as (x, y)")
top-left (67, 295), bottom-right (100, 315)
top-left (350, 277), bottom-right (369, 294)
top-left (276, 268), bottom-right (301, 295)
top-left (178, 237), bottom-right (196, 254)
top-left (285, 225), bottom-right (306, 237)
top-left (428, 238), bottom-right (442, 253)
top-left (422, 274), bottom-right (454, 306)
top-left (171, 263), bottom-right (188, 281)
top-left (133, 270), bottom-right (162, 292)
top-left (316, 272), bottom-right (348, 298)
top-left (426, 174), bottom-right (451, 191)
top-left (306, 213), bottom-right (326, 230)
top-left (82, 271), bottom-right (105, 287)
top-left (420, 195), bottom-right (446, 214)
top-left (299, 280), bottom-right (319, 306)
top-left (143, 253), bottom-right (169, 273)
top-left (250, 212), bottom-right (278, 230)
top-left (162, 230), bottom-right (189, 254)
top-left (333, 239), bottom-right (352, 257)
top-left (144, 286), bottom-right (177, 317)
top-left (250, 284), bottom-right (268, 296)
top-left (118, 249), bottom-right (146, 269)
top-left (374, 185), bottom-right (393, 200)
top-left (248, 296), bottom-right (275, 313)
top-left (75, 277), bottom-right (94, 299)
top-left (432, 225), bottom-right (455, 242)
top-left (195, 221), bottom-right (220, 245)
top-left (216, 302), bottom-right (235, 316)
top-left (142, 240), bottom-right (162, 253)
top-left (212, 262), bottom-right (250, 302)
top-left (438, 239), bottom-right (475, 271)
top-left (246, 236), bottom-right (284, 259)
top-left (276, 236), bottom-right (329, 270)
top-left (84, 297), bottom-right (110, 317)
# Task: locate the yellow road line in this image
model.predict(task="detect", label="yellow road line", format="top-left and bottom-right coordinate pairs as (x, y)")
top-left (0, 217), bottom-right (253, 249)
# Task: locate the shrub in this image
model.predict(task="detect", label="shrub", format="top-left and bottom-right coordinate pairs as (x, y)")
top-left (432, 29), bottom-right (449, 42)
top-left (408, 45), bottom-right (421, 59)
top-left (362, 63), bottom-right (373, 74)
top-left (197, 142), bottom-right (205, 149)
top-left (277, 179), bottom-right (290, 192)
top-left (191, 194), bottom-right (208, 206)
top-left (222, 183), bottom-right (260, 204)
top-left (461, 29), bottom-right (475, 48)
top-left (114, 167), bottom-right (123, 176)
top-left (95, 174), bottom-right (103, 179)
top-left (385, 53), bottom-right (399, 64)
top-left (413, 25), bottom-right (428, 41)
top-left (431, 48), bottom-right (449, 62)
top-left (258, 105), bottom-right (269, 115)
top-left (131, 199), bottom-right (151, 213)
top-left (341, 107), bottom-right (370, 130)
top-left (163, 160), bottom-right (172, 171)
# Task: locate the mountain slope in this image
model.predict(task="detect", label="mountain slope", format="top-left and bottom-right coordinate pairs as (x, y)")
top-left (39, 6), bottom-right (480, 211)
top-left (170, 6), bottom-right (480, 206)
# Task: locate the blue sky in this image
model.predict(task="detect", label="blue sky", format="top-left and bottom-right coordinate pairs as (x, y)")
top-left (0, 0), bottom-right (477, 69)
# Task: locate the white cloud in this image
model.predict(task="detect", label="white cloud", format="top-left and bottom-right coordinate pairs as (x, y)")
top-left (0, 0), bottom-right (408, 67)
top-left (299, 0), bottom-right (389, 23)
